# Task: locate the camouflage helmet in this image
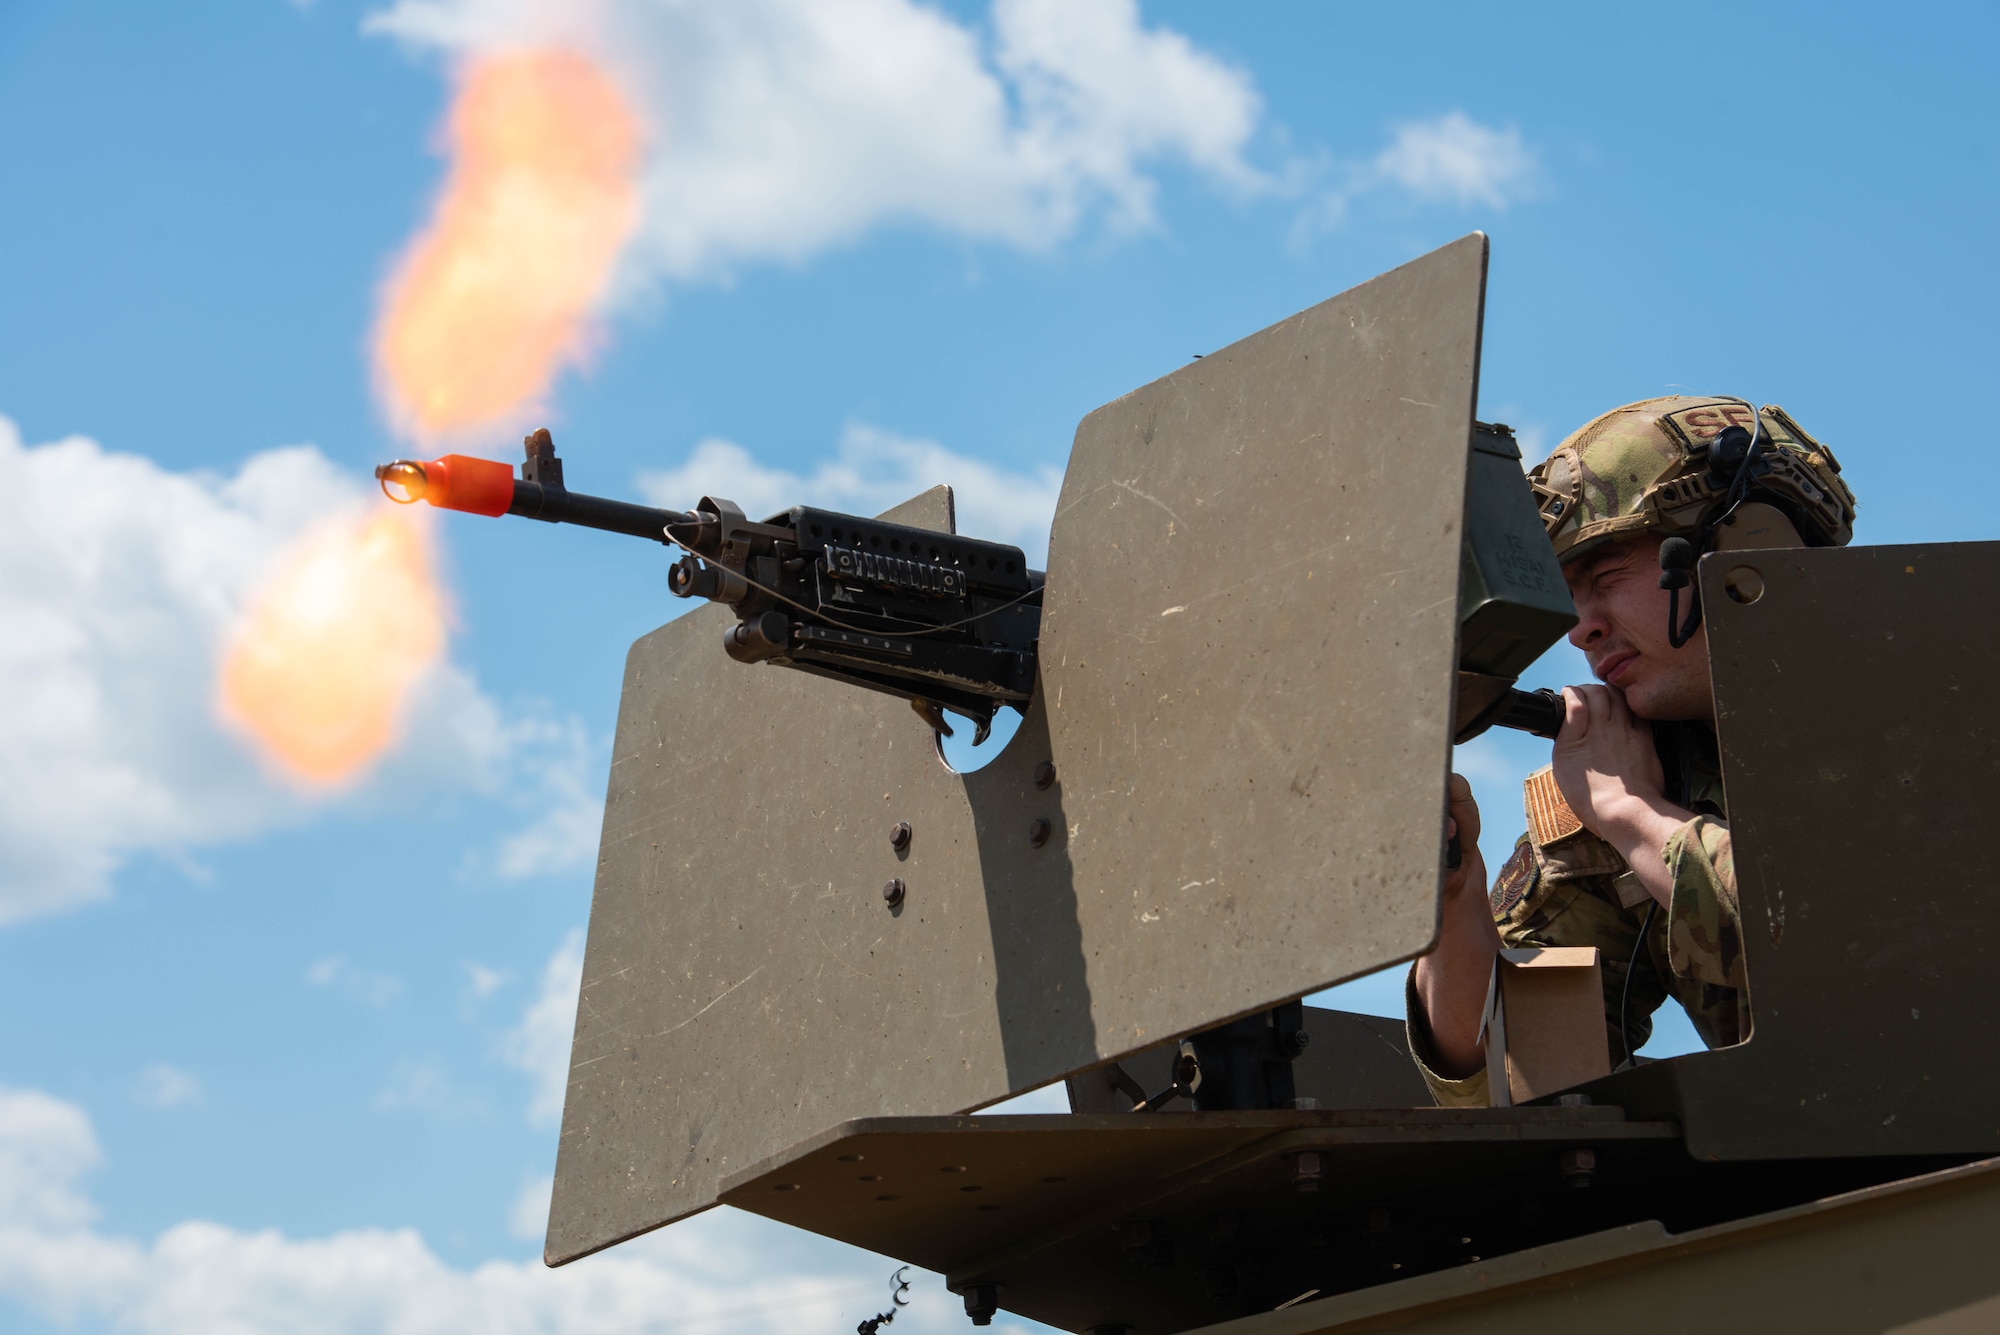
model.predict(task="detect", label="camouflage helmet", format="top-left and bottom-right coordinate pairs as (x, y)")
top-left (1527, 396), bottom-right (1856, 564)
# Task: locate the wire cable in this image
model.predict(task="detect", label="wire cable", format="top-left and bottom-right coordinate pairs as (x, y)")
top-left (1619, 899), bottom-right (1660, 1069)
top-left (661, 520), bottom-right (1045, 641)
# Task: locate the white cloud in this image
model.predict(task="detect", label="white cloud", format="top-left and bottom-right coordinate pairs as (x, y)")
top-left (1291, 110), bottom-right (1542, 242)
top-left (305, 955), bottom-right (405, 1008)
top-left (0, 1083), bottom-right (1048, 1335)
top-left (464, 962), bottom-right (512, 1001)
top-left (508, 1174), bottom-right (553, 1242)
top-left (362, 0), bottom-right (1268, 292)
top-left (133, 1066), bottom-right (203, 1112)
top-left (483, 715), bottom-right (605, 882)
top-left (0, 1086), bottom-right (100, 1232)
top-left (0, 419), bottom-right (349, 922)
top-left (0, 413), bottom-right (606, 927)
top-left (502, 930), bottom-right (585, 1130)
top-left (372, 1061), bottom-right (488, 1121)
top-left (1373, 111), bottom-right (1540, 209)
top-left (637, 422), bottom-right (1063, 563)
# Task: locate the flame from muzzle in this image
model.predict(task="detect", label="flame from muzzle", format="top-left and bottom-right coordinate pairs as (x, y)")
top-left (219, 510), bottom-right (447, 786)
top-left (373, 49), bottom-right (642, 439)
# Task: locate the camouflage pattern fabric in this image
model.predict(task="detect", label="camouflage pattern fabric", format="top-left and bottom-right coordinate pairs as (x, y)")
top-left (1666, 816), bottom-right (1744, 990)
top-left (1407, 735), bottom-right (1743, 1108)
top-left (1527, 397), bottom-right (1855, 564)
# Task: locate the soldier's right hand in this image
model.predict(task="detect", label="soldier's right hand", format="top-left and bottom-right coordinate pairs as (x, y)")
top-left (1442, 772), bottom-right (1485, 901)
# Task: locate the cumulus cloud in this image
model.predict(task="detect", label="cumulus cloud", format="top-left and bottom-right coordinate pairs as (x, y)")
top-left (1292, 110), bottom-right (1542, 241)
top-left (132, 1066), bottom-right (203, 1112)
top-left (0, 414), bottom-right (604, 925)
top-left (638, 422), bottom-right (1064, 562)
top-left (464, 962), bottom-right (512, 1002)
top-left (1373, 111), bottom-right (1540, 209)
top-left (508, 1174), bottom-right (554, 1242)
top-left (306, 954), bottom-right (406, 1007)
top-left (372, 1061), bottom-right (488, 1121)
top-left (502, 930), bottom-right (585, 1130)
top-left (363, 0), bottom-right (1267, 293)
top-left (0, 1084), bottom-right (1029, 1335)
top-left (483, 715), bottom-right (605, 882)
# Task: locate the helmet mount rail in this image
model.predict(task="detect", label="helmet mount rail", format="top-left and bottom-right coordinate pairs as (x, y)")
top-left (1659, 420), bottom-right (1773, 649)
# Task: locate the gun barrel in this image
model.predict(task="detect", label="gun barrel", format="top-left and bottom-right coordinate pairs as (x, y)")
top-left (1489, 687), bottom-right (1565, 739)
top-left (509, 480), bottom-right (692, 544)
top-left (1453, 675), bottom-right (1567, 744)
top-left (376, 455), bottom-right (693, 544)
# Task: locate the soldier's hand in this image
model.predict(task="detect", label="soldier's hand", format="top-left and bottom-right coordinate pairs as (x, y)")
top-left (1442, 772), bottom-right (1485, 901)
top-left (1415, 772), bottom-right (1500, 1080)
top-left (1551, 684), bottom-right (1667, 834)
top-left (1551, 685), bottom-right (1692, 911)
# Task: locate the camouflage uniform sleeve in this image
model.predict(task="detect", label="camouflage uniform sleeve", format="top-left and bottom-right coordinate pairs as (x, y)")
top-left (1663, 815), bottom-right (1746, 990)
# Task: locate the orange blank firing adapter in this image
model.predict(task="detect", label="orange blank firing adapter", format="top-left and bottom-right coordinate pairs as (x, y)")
top-left (374, 455), bottom-right (515, 516)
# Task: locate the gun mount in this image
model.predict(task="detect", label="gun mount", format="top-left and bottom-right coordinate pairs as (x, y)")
top-left (392, 235), bottom-right (2000, 1332)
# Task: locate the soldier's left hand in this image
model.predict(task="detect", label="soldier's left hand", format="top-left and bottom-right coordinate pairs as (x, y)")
top-left (1551, 683), bottom-right (1668, 837)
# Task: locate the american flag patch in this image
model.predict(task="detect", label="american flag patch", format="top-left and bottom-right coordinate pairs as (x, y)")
top-left (1524, 766), bottom-right (1584, 848)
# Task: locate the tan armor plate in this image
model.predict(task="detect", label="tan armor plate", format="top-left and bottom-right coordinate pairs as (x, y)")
top-left (546, 235), bottom-right (1488, 1262)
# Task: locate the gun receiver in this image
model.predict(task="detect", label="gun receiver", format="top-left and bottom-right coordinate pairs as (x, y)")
top-left (378, 430), bottom-right (1040, 742)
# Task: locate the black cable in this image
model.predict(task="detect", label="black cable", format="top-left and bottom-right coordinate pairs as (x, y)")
top-left (663, 527), bottom-right (1046, 641)
top-left (1660, 414), bottom-right (1772, 649)
top-left (1619, 900), bottom-right (1660, 1069)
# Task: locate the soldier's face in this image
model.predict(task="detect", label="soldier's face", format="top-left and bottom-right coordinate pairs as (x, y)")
top-left (1563, 535), bottom-right (1716, 723)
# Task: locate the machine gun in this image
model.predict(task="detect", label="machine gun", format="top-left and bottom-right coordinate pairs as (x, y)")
top-left (378, 429), bottom-right (1040, 743)
top-left (379, 424), bottom-right (1574, 751)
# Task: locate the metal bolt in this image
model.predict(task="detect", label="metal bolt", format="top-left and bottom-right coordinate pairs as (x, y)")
top-left (962, 1283), bottom-right (1001, 1327)
top-left (1558, 1146), bottom-right (1597, 1190)
top-left (1557, 1092), bottom-right (1592, 1108)
top-left (1028, 818), bottom-right (1051, 848)
top-left (890, 821), bottom-right (912, 852)
top-left (1288, 1151), bottom-right (1324, 1194)
top-left (883, 878), bottom-right (906, 907)
top-left (1033, 760), bottom-right (1057, 790)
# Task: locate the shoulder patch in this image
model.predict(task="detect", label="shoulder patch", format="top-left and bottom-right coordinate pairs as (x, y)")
top-left (1489, 841), bottom-right (1536, 918)
top-left (1523, 766), bottom-right (1583, 848)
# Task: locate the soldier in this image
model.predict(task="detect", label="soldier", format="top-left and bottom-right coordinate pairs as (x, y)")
top-left (1408, 396), bottom-right (1857, 1105)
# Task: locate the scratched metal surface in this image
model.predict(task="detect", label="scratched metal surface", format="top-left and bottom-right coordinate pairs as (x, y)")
top-left (1577, 541), bottom-right (2000, 1161)
top-left (546, 235), bottom-right (1486, 1263)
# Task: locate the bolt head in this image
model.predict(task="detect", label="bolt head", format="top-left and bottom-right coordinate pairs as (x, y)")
top-left (1033, 760), bottom-right (1057, 790)
top-left (882, 878), bottom-right (906, 907)
top-left (1027, 818), bottom-right (1051, 848)
top-left (889, 821), bottom-right (912, 852)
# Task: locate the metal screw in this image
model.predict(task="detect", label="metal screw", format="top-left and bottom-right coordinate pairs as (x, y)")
top-left (890, 821), bottom-right (912, 852)
top-left (1033, 760), bottom-right (1057, 790)
top-left (1558, 1146), bottom-right (1596, 1190)
top-left (1028, 818), bottom-right (1051, 848)
top-left (883, 878), bottom-right (906, 907)
top-left (962, 1283), bottom-right (1001, 1327)
top-left (1288, 1151), bottom-right (1324, 1194)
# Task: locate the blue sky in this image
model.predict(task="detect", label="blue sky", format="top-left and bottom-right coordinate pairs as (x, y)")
top-left (1, 2), bottom-right (1995, 1332)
